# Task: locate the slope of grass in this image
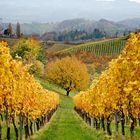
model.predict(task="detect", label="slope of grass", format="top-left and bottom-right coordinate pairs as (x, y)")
top-left (46, 43), bottom-right (74, 53)
top-left (36, 77), bottom-right (77, 96)
top-left (57, 37), bottom-right (127, 56)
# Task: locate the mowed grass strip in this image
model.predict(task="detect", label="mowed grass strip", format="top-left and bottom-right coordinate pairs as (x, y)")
top-left (31, 93), bottom-right (108, 140)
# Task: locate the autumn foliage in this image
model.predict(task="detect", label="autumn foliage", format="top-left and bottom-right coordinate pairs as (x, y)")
top-left (73, 32), bottom-right (140, 137)
top-left (46, 56), bottom-right (89, 96)
top-left (11, 38), bottom-right (41, 62)
top-left (0, 41), bottom-right (59, 140)
top-left (11, 38), bottom-right (45, 76)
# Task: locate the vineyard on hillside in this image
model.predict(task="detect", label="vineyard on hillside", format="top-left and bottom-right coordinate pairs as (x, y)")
top-left (58, 38), bottom-right (127, 56)
top-left (0, 41), bottom-right (59, 140)
top-left (73, 32), bottom-right (140, 138)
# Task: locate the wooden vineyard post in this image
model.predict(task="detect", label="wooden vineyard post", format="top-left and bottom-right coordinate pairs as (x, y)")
top-left (91, 117), bottom-right (94, 128)
top-left (19, 112), bottom-right (23, 140)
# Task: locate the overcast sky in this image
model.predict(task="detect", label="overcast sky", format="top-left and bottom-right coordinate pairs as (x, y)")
top-left (0, 0), bottom-right (140, 23)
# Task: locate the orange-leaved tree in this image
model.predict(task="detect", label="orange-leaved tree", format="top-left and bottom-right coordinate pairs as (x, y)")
top-left (46, 56), bottom-right (89, 96)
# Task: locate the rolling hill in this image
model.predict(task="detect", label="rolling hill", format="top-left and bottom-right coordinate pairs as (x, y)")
top-left (57, 37), bottom-right (127, 56)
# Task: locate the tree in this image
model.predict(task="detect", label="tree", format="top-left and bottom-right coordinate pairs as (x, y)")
top-left (16, 22), bottom-right (21, 38)
top-left (92, 28), bottom-right (105, 39)
top-left (29, 60), bottom-right (44, 76)
top-left (8, 23), bottom-right (13, 37)
top-left (4, 29), bottom-right (10, 36)
top-left (11, 38), bottom-right (44, 75)
top-left (46, 57), bottom-right (89, 96)
top-left (11, 38), bottom-right (41, 63)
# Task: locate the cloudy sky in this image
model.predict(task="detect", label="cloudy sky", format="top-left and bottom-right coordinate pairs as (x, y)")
top-left (0, 0), bottom-right (140, 23)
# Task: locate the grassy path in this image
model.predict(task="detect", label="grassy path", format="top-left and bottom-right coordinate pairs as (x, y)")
top-left (31, 85), bottom-right (107, 140)
top-left (31, 78), bottom-right (140, 140)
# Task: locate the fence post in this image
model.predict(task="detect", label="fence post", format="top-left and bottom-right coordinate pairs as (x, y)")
top-left (91, 117), bottom-right (94, 128)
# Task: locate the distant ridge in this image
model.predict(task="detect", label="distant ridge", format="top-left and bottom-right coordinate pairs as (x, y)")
top-left (0, 18), bottom-right (140, 35)
top-left (118, 18), bottom-right (140, 28)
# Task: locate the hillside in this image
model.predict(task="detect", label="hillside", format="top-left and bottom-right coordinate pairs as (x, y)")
top-left (46, 43), bottom-right (75, 53)
top-left (118, 18), bottom-right (140, 28)
top-left (57, 37), bottom-right (127, 56)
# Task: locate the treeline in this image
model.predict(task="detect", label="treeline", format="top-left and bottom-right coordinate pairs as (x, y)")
top-left (73, 32), bottom-right (140, 138)
top-left (41, 29), bottom-right (130, 42)
top-left (0, 41), bottom-right (59, 140)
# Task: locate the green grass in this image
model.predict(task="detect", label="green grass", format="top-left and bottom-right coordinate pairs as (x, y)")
top-left (1, 118), bottom-right (26, 140)
top-left (1, 121), bottom-right (17, 140)
top-left (36, 77), bottom-right (77, 97)
top-left (57, 37), bottom-right (127, 56)
top-left (110, 122), bottom-right (140, 140)
top-left (46, 43), bottom-right (75, 53)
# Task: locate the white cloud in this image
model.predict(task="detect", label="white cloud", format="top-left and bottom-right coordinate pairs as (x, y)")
top-left (0, 0), bottom-right (140, 22)
top-left (96, 0), bottom-right (114, 1)
top-left (130, 0), bottom-right (140, 3)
